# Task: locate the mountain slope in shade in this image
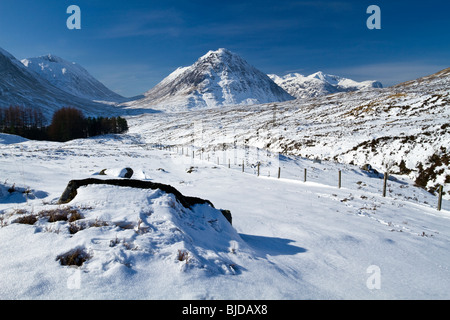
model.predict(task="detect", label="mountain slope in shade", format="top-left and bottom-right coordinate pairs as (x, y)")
top-left (269, 71), bottom-right (383, 99)
top-left (0, 47), bottom-right (122, 120)
top-left (21, 55), bottom-right (126, 103)
top-left (125, 48), bottom-right (294, 112)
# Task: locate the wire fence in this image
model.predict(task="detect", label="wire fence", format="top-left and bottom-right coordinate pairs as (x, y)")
top-left (150, 143), bottom-right (446, 212)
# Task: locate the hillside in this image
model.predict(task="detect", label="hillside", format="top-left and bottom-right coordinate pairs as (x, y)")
top-left (126, 68), bottom-right (450, 199)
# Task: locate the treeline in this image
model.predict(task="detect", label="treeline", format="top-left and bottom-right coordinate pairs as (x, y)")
top-left (0, 106), bottom-right (128, 142)
top-left (0, 106), bottom-right (47, 139)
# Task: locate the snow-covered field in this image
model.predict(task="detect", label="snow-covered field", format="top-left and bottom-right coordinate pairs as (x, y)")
top-left (1, 132), bottom-right (449, 299)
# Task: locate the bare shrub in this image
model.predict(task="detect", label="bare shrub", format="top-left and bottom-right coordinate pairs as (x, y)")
top-left (177, 250), bottom-right (189, 263)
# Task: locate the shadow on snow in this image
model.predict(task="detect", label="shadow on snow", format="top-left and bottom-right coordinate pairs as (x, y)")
top-left (239, 233), bottom-right (307, 257)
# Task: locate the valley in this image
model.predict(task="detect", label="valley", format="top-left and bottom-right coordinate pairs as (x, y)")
top-left (0, 45), bottom-right (448, 300)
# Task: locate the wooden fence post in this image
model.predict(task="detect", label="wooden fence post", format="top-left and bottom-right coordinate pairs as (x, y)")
top-left (278, 167), bottom-right (281, 179)
top-left (383, 172), bottom-right (388, 197)
top-left (438, 185), bottom-right (443, 211)
top-left (304, 168), bottom-right (307, 182)
top-left (257, 163), bottom-right (260, 176)
top-left (242, 160), bottom-right (244, 173)
top-left (338, 170), bottom-right (341, 189)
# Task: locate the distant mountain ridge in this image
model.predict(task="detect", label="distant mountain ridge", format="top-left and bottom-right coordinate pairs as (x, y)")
top-left (0, 47), bottom-right (123, 120)
top-left (0, 45), bottom-right (385, 117)
top-left (21, 54), bottom-right (126, 103)
top-left (268, 71), bottom-right (383, 99)
top-left (124, 48), bottom-right (294, 112)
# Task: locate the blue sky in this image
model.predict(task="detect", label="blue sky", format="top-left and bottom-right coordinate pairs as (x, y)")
top-left (0, 0), bottom-right (448, 97)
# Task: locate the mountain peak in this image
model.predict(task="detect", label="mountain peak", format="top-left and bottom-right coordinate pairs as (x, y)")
top-left (197, 48), bottom-right (241, 67)
top-left (40, 53), bottom-right (66, 62)
top-left (308, 71), bottom-right (341, 84)
top-left (128, 49), bottom-right (293, 112)
top-left (202, 48), bottom-right (232, 58)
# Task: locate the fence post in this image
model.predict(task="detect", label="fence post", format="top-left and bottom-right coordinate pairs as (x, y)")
top-left (438, 185), bottom-right (443, 211)
top-left (278, 167), bottom-right (281, 179)
top-left (338, 170), bottom-right (341, 189)
top-left (257, 163), bottom-right (260, 176)
top-left (242, 160), bottom-right (244, 173)
top-left (383, 172), bottom-right (388, 197)
top-left (304, 168), bottom-right (307, 182)
top-left (228, 159), bottom-right (230, 168)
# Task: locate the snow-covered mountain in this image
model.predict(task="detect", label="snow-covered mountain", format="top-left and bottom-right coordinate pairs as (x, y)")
top-left (268, 71), bottom-right (383, 99)
top-left (0, 47), bottom-right (123, 121)
top-left (125, 48), bottom-right (294, 112)
top-left (21, 54), bottom-right (126, 103)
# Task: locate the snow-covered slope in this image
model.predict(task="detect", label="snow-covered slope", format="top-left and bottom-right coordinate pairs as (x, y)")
top-left (22, 55), bottom-right (126, 103)
top-left (0, 133), bottom-right (448, 299)
top-left (125, 48), bottom-right (294, 112)
top-left (0, 47), bottom-right (124, 121)
top-left (269, 71), bottom-right (382, 99)
top-left (127, 67), bottom-right (449, 199)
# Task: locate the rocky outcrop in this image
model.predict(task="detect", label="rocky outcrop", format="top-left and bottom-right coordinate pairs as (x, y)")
top-left (58, 178), bottom-right (232, 224)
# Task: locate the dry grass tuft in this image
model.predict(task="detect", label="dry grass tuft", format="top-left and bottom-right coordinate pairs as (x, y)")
top-left (39, 207), bottom-right (84, 223)
top-left (56, 247), bottom-right (90, 267)
top-left (14, 215), bottom-right (38, 225)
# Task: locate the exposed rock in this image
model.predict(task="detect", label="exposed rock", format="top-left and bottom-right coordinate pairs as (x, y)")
top-left (98, 167), bottom-right (133, 178)
top-left (220, 210), bottom-right (232, 225)
top-left (123, 167), bottom-right (133, 178)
